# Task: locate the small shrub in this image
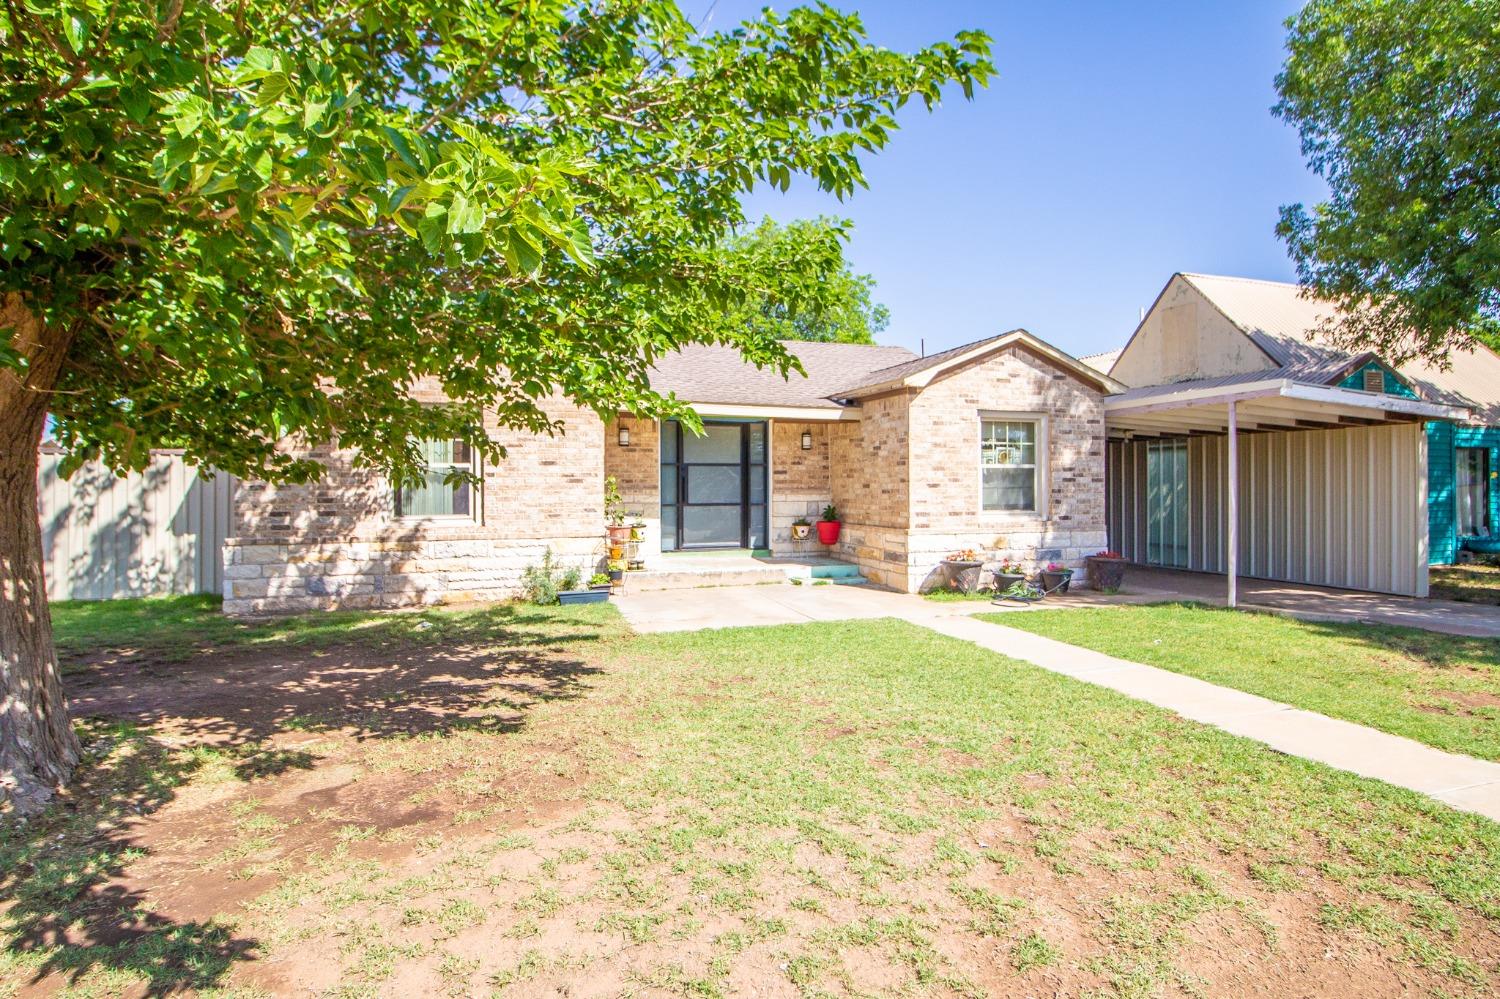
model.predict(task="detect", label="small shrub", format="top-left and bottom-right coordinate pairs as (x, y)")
top-left (520, 549), bottom-right (583, 604)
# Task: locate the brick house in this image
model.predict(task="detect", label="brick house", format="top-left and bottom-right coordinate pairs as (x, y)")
top-left (224, 330), bottom-right (1118, 614)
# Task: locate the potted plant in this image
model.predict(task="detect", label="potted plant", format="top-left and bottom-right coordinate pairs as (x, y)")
top-left (588, 572), bottom-right (611, 592)
top-left (991, 556), bottom-right (1026, 590)
top-left (1085, 550), bottom-right (1127, 591)
top-left (558, 564), bottom-right (608, 604)
top-left (943, 549), bottom-right (983, 593)
top-left (629, 517), bottom-right (647, 543)
top-left (1040, 561), bottom-right (1073, 594)
top-left (791, 517), bottom-right (812, 541)
top-left (607, 559), bottom-right (625, 587)
top-left (604, 476), bottom-right (630, 543)
top-left (815, 505), bottom-right (842, 545)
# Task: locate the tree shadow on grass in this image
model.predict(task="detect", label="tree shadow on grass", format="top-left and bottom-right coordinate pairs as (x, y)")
top-left (0, 724), bottom-right (259, 995)
top-left (4, 601), bottom-right (615, 994)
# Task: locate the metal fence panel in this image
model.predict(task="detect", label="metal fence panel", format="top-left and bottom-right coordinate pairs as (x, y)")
top-left (37, 449), bottom-right (236, 601)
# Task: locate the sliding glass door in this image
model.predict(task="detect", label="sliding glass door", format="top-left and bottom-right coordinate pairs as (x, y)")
top-left (1145, 439), bottom-right (1189, 567)
top-left (660, 420), bottom-right (767, 550)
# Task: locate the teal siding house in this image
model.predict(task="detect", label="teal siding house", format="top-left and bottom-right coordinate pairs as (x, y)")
top-left (1335, 361), bottom-right (1500, 563)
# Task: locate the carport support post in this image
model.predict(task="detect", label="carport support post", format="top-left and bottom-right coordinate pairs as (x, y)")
top-left (1226, 401), bottom-right (1238, 609)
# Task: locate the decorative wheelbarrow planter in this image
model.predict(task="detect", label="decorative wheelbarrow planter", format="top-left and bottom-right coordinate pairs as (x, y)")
top-left (558, 587), bottom-right (609, 605)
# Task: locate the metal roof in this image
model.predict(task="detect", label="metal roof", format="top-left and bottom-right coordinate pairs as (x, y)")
top-left (1180, 273), bottom-right (1500, 424)
top-left (1079, 348), bottom-right (1122, 374)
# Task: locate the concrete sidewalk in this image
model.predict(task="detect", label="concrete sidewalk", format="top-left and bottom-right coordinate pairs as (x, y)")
top-left (917, 614), bottom-right (1500, 822)
top-left (615, 582), bottom-right (1500, 823)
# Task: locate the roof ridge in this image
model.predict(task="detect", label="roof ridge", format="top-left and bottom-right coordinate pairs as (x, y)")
top-left (1180, 272), bottom-right (1307, 291)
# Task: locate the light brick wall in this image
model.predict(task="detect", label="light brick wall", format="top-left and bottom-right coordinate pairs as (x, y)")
top-left (830, 346), bottom-right (1107, 592)
top-left (604, 415), bottom-right (661, 562)
top-left (770, 421), bottom-right (832, 555)
top-left (226, 381), bottom-right (606, 615)
top-left (830, 391), bottom-right (910, 529)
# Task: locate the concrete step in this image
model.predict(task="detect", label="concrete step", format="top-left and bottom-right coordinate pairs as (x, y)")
top-left (809, 563), bottom-right (864, 579)
top-left (625, 566), bottom-right (786, 593)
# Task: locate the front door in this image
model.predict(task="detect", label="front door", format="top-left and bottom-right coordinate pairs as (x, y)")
top-left (660, 420), bottom-right (767, 550)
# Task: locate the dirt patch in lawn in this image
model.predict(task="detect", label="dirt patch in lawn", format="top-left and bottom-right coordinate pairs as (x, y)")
top-left (1422, 688), bottom-right (1500, 717)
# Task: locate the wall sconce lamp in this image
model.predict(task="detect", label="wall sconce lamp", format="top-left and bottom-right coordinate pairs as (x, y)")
top-left (617, 426), bottom-right (631, 447)
top-left (800, 430), bottom-right (813, 450)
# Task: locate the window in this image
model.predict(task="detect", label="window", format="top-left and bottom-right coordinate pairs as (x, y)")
top-left (1456, 447), bottom-right (1491, 537)
top-left (396, 438), bottom-right (473, 518)
top-left (980, 418), bottom-right (1039, 512)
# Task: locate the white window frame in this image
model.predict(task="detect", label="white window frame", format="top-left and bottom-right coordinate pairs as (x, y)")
top-left (395, 437), bottom-right (479, 521)
top-left (978, 411), bottom-right (1048, 518)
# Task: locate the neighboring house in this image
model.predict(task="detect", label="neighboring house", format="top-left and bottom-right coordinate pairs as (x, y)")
top-left (1101, 273), bottom-right (1494, 594)
top-left (224, 331), bottom-right (1117, 615)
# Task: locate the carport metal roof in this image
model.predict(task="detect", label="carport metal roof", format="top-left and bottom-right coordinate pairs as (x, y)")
top-left (1105, 376), bottom-right (1467, 437)
top-left (1103, 376), bottom-right (1467, 610)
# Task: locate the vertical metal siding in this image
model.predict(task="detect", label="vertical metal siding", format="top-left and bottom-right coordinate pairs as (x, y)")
top-left (37, 450), bottom-right (236, 601)
top-left (1106, 424), bottom-right (1428, 596)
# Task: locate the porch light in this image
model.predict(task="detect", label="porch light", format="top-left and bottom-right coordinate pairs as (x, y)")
top-left (617, 426), bottom-right (630, 447)
top-left (801, 430), bottom-right (813, 450)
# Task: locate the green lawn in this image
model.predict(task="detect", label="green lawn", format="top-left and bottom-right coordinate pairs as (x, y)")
top-left (1431, 562), bottom-right (1500, 606)
top-left (991, 603), bottom-right (1500, 761)
top-left (4, 598), bottom-right (1499, 996)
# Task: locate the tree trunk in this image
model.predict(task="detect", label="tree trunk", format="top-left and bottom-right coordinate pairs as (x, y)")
top-left (1, 294), bottom-right (81, 817)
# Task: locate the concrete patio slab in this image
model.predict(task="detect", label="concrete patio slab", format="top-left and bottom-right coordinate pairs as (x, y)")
top-left (613, 581), bottom-right (1500, 824)
top-left (1118, 566), bottom-right (1500, 638)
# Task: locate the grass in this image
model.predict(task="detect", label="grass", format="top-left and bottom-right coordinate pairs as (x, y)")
top-left (1431, 561), bottom-right (1500, 606)
top-left (990, 602), bottom-right (1500, 760)
top-left (49, 592), bottom-right (529, 667)
top-left (5, 598), bottom-right (1500, 996)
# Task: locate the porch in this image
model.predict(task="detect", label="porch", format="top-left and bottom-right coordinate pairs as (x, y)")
top-left (620, 552), bottom-right (866, 592)
top-left (605, 411), bottom-right (850, 569)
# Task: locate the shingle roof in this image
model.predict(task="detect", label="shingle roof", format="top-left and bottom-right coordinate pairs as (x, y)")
top-left (646, 340), bottom-right (916, 410)
top-left (1181, 273), bottom-right (1500, 424)
top-left (830, 331), bottom-right (1019, 396)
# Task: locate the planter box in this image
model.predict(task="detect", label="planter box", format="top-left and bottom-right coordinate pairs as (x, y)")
top-left (1085, 556), bottom-right (1127, 591)
top-left (558, 588), bottom-right (608, 605)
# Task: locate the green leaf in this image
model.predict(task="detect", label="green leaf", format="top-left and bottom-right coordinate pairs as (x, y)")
top-left (63, 14), bottom-right (88, 55)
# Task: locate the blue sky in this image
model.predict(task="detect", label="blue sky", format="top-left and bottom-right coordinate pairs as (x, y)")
top-left (687, 0), bottom-right (1327, 359)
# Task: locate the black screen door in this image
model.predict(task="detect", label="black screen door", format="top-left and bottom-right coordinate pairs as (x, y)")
top-left (661, 420), bottom-right (766, 550)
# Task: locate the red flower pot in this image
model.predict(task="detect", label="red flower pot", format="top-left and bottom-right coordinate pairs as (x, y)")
top-left (815, 520), bottom-right (841, 545)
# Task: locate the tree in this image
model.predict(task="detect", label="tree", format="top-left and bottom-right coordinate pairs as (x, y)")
top-left (1274, 0), bottom-right (1500, 362)
top-left (0, 2), bottom-right (991, 813)
top-left (728, 218), bottom-right (890, 344)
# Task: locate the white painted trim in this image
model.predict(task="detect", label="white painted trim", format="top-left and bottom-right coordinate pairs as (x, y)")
top-left (1226, 401), bottom-right (1238, 608)
top-left (1105, 378), bottom-right (1467, 422)
top-left (688, 403), bottom-right (860, 421)
top-left (845, 329), bottom-right (1126, 399)
top-left (977, 411), bottom-right (1049, 520)
top-left (765, 417), bottom-right (775, 550)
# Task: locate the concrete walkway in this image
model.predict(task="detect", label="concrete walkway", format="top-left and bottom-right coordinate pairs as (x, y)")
top-left (1121, 566), bottom-right (1500, 639)
top-left (615, 582), bottom-right (1500, 823)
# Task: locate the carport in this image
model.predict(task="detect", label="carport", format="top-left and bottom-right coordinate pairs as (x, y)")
top-left (1105, 376), bottom-right (1467, 601)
